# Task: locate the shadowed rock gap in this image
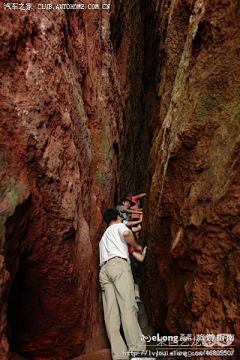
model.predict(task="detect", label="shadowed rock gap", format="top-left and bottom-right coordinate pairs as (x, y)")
top-left (118, 0), bottom-right (158, 195)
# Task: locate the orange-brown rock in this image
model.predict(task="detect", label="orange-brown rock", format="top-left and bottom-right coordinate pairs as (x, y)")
top-left (1, 0), bottom-right (239, 359)
top-left (0, 0), bottom-right (147, 358)
top-left (142, 0), bottom-right (240, 356)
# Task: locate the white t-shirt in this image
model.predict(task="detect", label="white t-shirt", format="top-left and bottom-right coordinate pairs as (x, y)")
top-left (99, 223), bottom-right (131, 266)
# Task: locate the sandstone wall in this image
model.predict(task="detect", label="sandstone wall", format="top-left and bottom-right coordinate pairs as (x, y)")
top-left (0, 1), bottom-right (144, 358)
top-left (0, 0), bottom-right (239, 358)
top-left (143, 0), bottom-right (240, 350)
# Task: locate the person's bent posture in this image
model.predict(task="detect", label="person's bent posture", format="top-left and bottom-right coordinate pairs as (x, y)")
top-left (99, 209), bottom-right (146, 360)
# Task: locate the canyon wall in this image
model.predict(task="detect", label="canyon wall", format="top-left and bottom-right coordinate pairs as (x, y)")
top-left (0, 0), bottom-right (239, 359)
top-left (0, 1), bottom-right (144, 358)
top-left (143, 0), bottom-right (240, 352)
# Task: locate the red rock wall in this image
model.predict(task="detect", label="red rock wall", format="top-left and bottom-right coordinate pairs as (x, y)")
top-left (0, 1), bottom-right (144, 358)
top-left (1, 0), bottom-right (239, 359)
top-left (142, 0), bottom-right (240, 353)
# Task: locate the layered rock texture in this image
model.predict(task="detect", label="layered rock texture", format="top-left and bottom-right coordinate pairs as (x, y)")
top-left (0, 1), bottom-right (144, 358)
top-left (0, 0), bottom-right (239, 359)
top-left (142, 0), bottom-right (240, 354)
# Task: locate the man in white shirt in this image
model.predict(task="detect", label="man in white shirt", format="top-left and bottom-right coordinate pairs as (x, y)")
top-left (99, 209), bottom-right (146, 360)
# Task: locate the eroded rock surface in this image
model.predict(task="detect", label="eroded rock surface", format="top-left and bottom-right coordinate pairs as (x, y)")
top-left (0, 1), bottom-right (144, 358)
top-left (0, 0), bottom-right (239, 359)
top-left (142, 0), bottom-right (240, 351)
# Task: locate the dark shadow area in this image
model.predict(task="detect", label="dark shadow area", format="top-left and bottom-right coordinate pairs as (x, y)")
top-left (4, 198), bottom-right (32, 355)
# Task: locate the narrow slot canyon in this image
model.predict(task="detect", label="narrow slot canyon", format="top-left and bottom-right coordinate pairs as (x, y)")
top-left (0, 1), bottom-right (239, 360)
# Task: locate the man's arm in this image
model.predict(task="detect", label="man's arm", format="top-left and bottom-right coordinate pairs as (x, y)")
top-left (132, 246), bottom-right (147, 262)
top-left (134, 193), bottom-right (146, 199)
top-left (126, 218), bottom-right (142, 226)
top-left (124, 208), bottom-right (143, 214)
top-left (123, 230), bottom-right (142, 253)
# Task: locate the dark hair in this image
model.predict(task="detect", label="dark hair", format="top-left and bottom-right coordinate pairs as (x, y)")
top-left (103, 209), bottom-right (120, 224)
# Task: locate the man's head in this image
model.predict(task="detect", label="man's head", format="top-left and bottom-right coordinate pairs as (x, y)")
top-left (103, 209), bottom-right (122, 225)
top-left (122, 199), bottom-right (131, 209)
top-left (121, 197), bottom-right (135, 208)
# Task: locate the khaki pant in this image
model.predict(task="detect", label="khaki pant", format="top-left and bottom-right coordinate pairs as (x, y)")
top-left (99, 258), bottom-right (146, 360)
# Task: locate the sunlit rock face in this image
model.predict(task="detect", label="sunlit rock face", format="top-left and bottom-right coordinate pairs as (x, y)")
top-left (142, 0), bottom-right (240, 350)
top-left (0, 1), bottom-right (145, 358)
